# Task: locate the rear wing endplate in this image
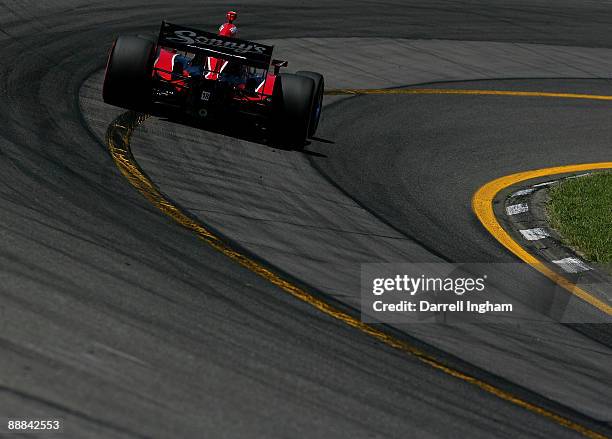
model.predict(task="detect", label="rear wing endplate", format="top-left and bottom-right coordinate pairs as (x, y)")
top-left (158, 21), bottom-right (274, 69)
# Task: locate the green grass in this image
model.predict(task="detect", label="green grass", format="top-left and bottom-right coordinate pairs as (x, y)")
top-left (547, 172), bottom-right (612, 264)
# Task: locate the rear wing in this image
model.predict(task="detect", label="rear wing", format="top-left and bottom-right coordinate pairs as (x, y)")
top-left (158, 21), bottom-right (274, 69)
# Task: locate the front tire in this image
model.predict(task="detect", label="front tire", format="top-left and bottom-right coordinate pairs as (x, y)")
top-left (103, 36), bottom-right (155, 111)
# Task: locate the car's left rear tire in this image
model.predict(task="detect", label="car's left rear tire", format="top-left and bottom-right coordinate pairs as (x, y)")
top-left (103, 36), bottom-right (155, 111)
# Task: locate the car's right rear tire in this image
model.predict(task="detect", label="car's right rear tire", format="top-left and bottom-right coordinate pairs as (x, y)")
top-left (103, 36), bottom-right (155, 111)
top-left (296, 71), bottom-right (324, 138)
top-left (271, 73), bottom-right (315, 150)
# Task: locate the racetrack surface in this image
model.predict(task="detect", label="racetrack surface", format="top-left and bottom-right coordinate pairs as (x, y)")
top-left (314, 78), bottom-right (612, 265)
top-left (81, 41), bottom-right (612, 423)
top-left (313, 78), bottom-right (612, 304)
top-left (2, 1), bottom-right (612, 438)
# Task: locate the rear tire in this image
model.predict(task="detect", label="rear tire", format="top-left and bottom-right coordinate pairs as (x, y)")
top-left (296, 71), bottom-right (324, 138)
top-left (103, 36), bottom-right (155, 111)
top-left (271, 73), bottom-right (315, 150)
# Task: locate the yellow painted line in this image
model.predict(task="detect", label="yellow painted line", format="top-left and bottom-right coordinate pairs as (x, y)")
top-left (326, 88), bottom-right (612, 101)
top-left (106, 111), bottom-right (609, 439)
top-left (473, 163), bottom-right (612, 315)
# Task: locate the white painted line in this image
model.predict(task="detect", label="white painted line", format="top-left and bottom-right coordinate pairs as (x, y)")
top-left (506, 203), bottom-right (528, 215)
top-left (533, 181), bottom-right (555, 188)
top-left (510, 188), bottom-right (535, 197)
top-left (519, 228), bottom-right (550, 241)
top-left (552, 257), bottom-right (592, 273)
top-left (567, 173), bottom-right (591, 179)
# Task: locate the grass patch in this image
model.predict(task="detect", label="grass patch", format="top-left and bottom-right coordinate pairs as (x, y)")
top-left (547, 172), bottom-right (612, 264)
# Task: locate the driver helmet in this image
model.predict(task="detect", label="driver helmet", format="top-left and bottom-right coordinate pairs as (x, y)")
top-left (219, 11), bottom-right (238, 37)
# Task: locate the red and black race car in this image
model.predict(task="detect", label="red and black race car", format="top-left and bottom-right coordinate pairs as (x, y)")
top-left (103, 11), bottom-right (324, 148)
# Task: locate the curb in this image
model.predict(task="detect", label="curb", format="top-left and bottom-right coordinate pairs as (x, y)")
top-left (495, 172), bottom-right (612, 304)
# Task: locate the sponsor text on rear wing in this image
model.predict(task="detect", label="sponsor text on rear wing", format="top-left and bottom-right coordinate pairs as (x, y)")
top-left (158, 21), bottom-right (274, 69)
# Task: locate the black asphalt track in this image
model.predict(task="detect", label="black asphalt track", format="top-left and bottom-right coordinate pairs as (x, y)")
top-left (2, 1), bottom-right (612, 438)
top-left (314, 78), bottom-right (612, 263)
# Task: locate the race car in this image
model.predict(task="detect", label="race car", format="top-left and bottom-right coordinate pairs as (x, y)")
top-left (102, 11), bottom-right (324, 149)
